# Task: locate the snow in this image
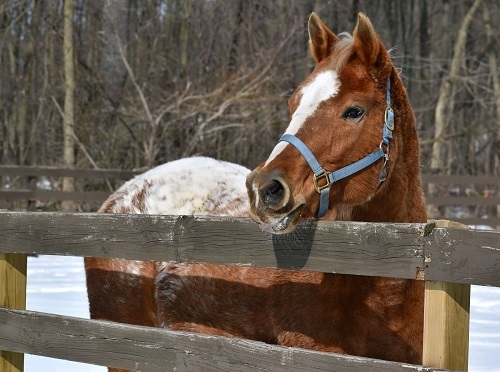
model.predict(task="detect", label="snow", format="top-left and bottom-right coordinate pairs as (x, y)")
top-left (470, 286), bottom-right (500, 371)
top-left (24, 255), bottom-right (500, 372)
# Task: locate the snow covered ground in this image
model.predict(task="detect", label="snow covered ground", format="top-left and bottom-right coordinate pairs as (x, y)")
top-left (24, 255), bottom-right (500, 372)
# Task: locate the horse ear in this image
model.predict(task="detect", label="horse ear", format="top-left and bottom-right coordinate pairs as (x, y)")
top-left (308, 13), bottom-right (339, 64)
top-left (353, 13), bottom-right (390, 70)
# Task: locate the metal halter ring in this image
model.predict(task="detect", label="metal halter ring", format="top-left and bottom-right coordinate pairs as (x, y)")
top-left (379, 140), bottom-right (390, 156)
top-left (313, 170), bottom-right (331, 193)
top-left (379, 141), bottom-right (390, 167)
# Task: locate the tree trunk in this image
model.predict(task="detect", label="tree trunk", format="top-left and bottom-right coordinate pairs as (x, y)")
top-left (417, 0), bottom-right (430, 134)
top-left (482, 2), bottom-right (500, 225)
top-left (101, 0), bottom-right (130, 107)
top-left (62, 0), bottom-right (77, 211)
top-left (482, 3), bottom-right (500, 175)
top-left (430, 0), bottom-right (482, 176)
top-left (227, 0), bottom-right (243, 73)
top-left (5, 38), bottom-right (17, 164)
top-left (179, 0), bottom-right (192, 75)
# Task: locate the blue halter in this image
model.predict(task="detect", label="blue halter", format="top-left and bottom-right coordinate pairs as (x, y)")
top-left (278, 77), bottom-right (394, 218)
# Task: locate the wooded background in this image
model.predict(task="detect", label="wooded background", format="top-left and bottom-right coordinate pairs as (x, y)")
top-left (0, 0), bottom-right (498, 212)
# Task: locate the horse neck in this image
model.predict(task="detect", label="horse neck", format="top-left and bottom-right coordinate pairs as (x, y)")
top-left (336, 70), bottom-right (427, 224)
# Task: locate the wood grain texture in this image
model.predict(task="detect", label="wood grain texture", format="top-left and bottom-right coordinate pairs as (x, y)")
top-left (423, 220), bottom-right (470, 371)
top-left (426, 227), bottom-right (500, 286)
top-left (0, 212), bottom-right (427, 279)
top-left (0, 253), bottom-right (27, 372)
top-left (0, 308), bottom-right (447, 372)
top-left (430, 217), bottom-right (500, 226)
top-left (423, 281), bottom-right (470, 371)
top-left (0, 254), bottom-right (26, 310)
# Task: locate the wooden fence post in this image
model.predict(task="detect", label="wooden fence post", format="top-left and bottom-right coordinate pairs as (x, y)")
top-left (0, 253), bottom-right (27, 372)
top-left (423, 220), bottom-right (470, 371)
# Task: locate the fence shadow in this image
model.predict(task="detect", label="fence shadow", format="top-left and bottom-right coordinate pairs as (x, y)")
top-left (272, 220), bottom-right (317, 270)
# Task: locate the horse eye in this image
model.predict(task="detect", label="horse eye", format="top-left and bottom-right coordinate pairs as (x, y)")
top-left (342, 107), bottom-right (364, 120)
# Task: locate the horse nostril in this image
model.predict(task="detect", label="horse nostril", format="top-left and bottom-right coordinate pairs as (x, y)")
top-left (266, 180), bottom-right (283, 197)
top-left (263, 179), bottom-right (287, 209)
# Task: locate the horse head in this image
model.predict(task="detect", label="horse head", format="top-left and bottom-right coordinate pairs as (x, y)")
top-left (247, 13), bottom-right (419, 233)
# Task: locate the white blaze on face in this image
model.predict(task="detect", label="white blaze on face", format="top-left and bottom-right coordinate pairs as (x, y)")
top-left (264, 70), bottom-right (341, 167)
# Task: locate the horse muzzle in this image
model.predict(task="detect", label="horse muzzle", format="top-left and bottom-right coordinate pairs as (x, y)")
top-left (246, 168), bottom-right (305, 234)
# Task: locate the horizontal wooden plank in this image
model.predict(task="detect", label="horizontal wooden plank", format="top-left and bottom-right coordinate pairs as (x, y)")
top-left (440, 217), bottom-right (500, 226)
top-left (0, 165), bottom-right (140, 179)
top-left (421, 175), bottom-right (500, 184)
top-left (426, 196), bottom-right (500, 206)
top-left (0, 190), bottom-right (109, 202)
top-left (0, 308), bottom-right (446, 372)
top-left (0, 212), bottom-right (427, 280)
top-left (426, 216), bottom-right (499, 229)
top-left (1, 212), bottom-right (497, 286)
top-left (425, 228), bottom-right (500, 286)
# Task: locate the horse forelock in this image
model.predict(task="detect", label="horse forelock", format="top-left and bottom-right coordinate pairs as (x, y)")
top-left (329, 35), bottom-right (354, 74)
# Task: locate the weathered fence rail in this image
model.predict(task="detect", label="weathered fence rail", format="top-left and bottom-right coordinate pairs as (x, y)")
top-left (0, 308), bottom-right (444, 372)
top-left (0, 166), bottom-right (140, 206)
top-left (0, 213), bottom-right (498, 285)
top-left (0, 166), bottom-right (498, 226)
top-left (421, 174), bottom-right (500, 227)
top-left (0, 212), bottom-right (499, 371)
top-left (0, 165), bottom-right (139, 179)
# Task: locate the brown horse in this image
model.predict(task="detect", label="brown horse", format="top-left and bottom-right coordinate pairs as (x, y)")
top-left (85, 13), bottom-right (427, 371)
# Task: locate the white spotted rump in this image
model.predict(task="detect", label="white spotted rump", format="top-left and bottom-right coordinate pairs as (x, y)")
top-left (100, 156), bottom-right (250, 217)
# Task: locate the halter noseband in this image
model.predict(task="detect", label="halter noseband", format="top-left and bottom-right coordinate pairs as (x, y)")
top-left (278, 77), bottom-right (394, 218)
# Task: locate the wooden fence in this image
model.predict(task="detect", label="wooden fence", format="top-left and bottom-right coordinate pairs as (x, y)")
top-left (0, 166), bottom-right (498, 227)
top-left (0, 212), bottom-right (499, 371)
top-left (421, 174), bottom-right (500, 227)
top-left (0, 165), bottom-right (138, 205)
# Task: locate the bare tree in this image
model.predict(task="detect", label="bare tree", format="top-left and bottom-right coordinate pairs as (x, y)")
top-left (0, 0), bottom-right (498, 216)
top-left (62, 0), bottom-right (77, 211)
top-left (482, 2), bottom-right (500, 176)
top-left (430, 0), bottom-right (483, 177)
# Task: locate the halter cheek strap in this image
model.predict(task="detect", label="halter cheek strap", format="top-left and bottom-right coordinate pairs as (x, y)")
top-left (278, 77), bottom-right (394, 218)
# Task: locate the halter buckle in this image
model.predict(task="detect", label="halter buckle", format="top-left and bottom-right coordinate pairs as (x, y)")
top-left (313, 171), bottom-right (331, 194)
top-left (385, 107), bottom-right (395, 130)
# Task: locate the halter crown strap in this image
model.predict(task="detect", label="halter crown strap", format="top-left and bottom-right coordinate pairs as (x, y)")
top-left (278, 77), bottom-right (394, 218)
